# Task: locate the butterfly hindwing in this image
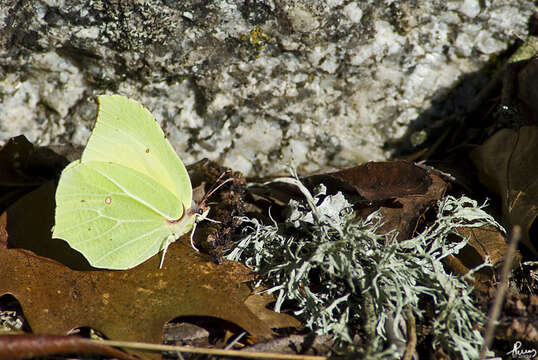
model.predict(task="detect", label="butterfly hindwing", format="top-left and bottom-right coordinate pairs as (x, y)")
top-left (53, 160), bottom-right (186, 270)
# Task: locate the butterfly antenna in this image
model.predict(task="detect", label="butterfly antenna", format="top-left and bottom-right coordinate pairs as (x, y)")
top-left (201, 170), bottom-right (234, 204)
top-left (190, 171), bottom-right (233, 253)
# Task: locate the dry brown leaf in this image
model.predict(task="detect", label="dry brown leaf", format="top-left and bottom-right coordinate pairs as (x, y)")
top-left (244, 292), bottom-right (301, 330)
top-left (456, 226), bottom-right (511, 267)
top-left (0, 181), bottom-right (279, 351)
top-left (304, 161), bottom-right (447, 240)
top-left (470, 126), bottom-right (538, 256)
top-left (324, 161), bottom-right (433, 200)
top-left (445, 226), bottom-right (516, 292)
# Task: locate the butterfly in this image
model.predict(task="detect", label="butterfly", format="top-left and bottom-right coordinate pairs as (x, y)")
top-left (53, 95), bottom-right (221, 269)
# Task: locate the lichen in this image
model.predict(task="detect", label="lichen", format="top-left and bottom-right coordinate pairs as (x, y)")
top-left (228, 170), bottom-right (502, 358)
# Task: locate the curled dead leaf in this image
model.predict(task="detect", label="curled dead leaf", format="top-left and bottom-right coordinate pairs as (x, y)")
top-left (470, 126), bottom-right (538, 256)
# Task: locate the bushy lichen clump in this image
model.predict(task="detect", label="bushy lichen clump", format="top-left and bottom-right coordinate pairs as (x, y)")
top-left (227, 172), bottom-right (503, 359)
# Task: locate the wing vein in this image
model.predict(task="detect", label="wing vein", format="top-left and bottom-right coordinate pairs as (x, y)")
top-left (91, 166), bottom-right (175, 220)
top-left (93, 226), bottom-right (165, 265)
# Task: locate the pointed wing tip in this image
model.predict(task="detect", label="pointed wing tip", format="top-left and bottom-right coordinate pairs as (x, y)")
top-left (97, 94), bottom-right (128, 107)
top-left (97, 94), bottom-right (143, 107)
top-left (96, 95), bottom-right (152, 122)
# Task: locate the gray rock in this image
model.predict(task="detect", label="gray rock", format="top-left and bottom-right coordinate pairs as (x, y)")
top-left (0, 0), bottom-right (534, 175)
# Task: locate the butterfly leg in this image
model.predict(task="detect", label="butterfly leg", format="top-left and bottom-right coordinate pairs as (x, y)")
top-left (159, 235), bottom-right (176, 268)
top-left (190, 222), bottom-right (200, 252)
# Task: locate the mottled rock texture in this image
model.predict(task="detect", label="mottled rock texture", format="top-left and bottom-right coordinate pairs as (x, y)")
top-left (0, 0), bottom-right (534, 175)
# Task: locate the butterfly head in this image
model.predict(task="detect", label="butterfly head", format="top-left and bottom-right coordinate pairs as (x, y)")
top-left (189, 201), bottom-right (211, 223)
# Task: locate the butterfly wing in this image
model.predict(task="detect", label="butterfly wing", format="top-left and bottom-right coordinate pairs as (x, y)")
top-left (81, 95), bottom-right (192, 208)
top-left (52, 160), bottom-right (193, 270)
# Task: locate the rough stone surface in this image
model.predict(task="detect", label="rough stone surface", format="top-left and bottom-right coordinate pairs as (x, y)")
top-left (0, 0), bottom-right (534, 175)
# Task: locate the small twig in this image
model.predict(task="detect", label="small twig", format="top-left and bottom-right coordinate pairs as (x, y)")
top-left (402, 305), bottom-right (417, 360)
top-left (0, 335), bottom-right (138, 360)
top-left (478, 225), bottom-right (522, 360)
top-left (362, 290), bottom-right (377, 353)
top-left (87, 339), bottom-right (327, 360)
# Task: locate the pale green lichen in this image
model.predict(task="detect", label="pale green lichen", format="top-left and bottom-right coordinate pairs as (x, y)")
top-left (227, 170), bottom-right (503, 359)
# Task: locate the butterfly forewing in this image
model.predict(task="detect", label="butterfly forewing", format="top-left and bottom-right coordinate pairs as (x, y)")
top-left (81, 95), bottom-right (192, 208)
